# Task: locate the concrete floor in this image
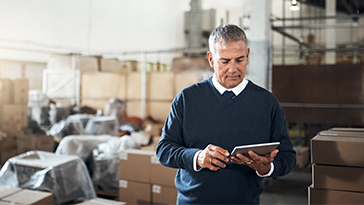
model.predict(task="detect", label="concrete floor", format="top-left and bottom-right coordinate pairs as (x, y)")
top-left (260, 167), bottom-right (312, 205)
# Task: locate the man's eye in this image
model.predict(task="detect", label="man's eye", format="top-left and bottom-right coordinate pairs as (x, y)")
top-left (222, 61), bottom-right (229, 64)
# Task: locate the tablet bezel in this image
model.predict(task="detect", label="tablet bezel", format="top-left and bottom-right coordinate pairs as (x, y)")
top-left (230, 142), bottom-right (280, 157)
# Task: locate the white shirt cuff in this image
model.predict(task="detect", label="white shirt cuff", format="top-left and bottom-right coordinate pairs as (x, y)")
top-left (256, 162), bottom-right (274, 177)
top-left (193, 150), bottom-right (203, 172)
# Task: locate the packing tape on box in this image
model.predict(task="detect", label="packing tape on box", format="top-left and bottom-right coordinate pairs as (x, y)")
top-left (120, 152), bottom-right (128, 160)
top-left (152, 185), bottom-right (161, 194)
top-left (150, 156), bottom-right (160, 164)
top-left (119, 180), bottom-right (128, 188)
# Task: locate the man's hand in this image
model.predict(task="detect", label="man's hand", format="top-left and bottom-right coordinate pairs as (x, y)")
top-left (230, 149), bottom-right (279, 175)
top-left (197, 144), bottom-right (230, 171)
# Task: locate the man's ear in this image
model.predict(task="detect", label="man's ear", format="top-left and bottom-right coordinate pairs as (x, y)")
top-left (207, 51), bottom-right (214, 68)
top-left (246, 48), bottom-right (250, 59)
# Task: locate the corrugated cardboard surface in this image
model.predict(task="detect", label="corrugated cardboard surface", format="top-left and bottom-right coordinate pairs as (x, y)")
top-left (148, 101), bottom-right (171, 122)
top-left (17, 134), bottom-right (55, 154)
top-left (119, 149), bottom-right (155, 183)
top-left (0, 104), bottom-right (28, 130)
top-left (308, 185), bottom-right (364, 204)
top-left (0, 149), bottom-right (17, 165)
top-left (330, 127), bottom-right (364, 132)
top-left (119, 180), bottom-right (151, 205)
top-left (77, 56), bottom-right (100, 72)
top-left (13, 79), bottom-right (28, 104)
top-left (149, 73), bottom-right (174, 100)
top-left (100, 59), bottom-right (123, 72)
top-left (150, 155), bottom-right (177, 187)
top-left (313, 164), bottom-right (364, 192)
top-left (311, 131), bottom-right (364, 167)
top-left (0, 186), bottom-right (21, 199)
top-left (81, 72), bottom-right (127, 99)
top-left (172, 56), bottom-right (211, 72)
top-left (77, 197), bottom-right (126, 205)
top-left (152, 184), bottom-right (177, 205)
top-left (1, 189), bottom-right (53, 205)
top-left (0, 79), bottom-right (13, 104)
top-left (174, 73), bottom-right (200, 94)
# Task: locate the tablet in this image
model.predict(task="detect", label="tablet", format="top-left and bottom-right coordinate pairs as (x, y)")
top-left (230, 142), bottom-right (280, 157)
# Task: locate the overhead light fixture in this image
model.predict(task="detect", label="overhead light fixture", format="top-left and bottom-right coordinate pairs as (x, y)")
top-left (290, 0), bottom-right (300, 11)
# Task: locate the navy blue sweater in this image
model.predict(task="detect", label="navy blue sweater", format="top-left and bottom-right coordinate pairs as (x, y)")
top-left (156, 77), bottom-right (296, 204)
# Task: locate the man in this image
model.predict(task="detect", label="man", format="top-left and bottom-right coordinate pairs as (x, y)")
top-left (156, 24), bottom-right (296, 204)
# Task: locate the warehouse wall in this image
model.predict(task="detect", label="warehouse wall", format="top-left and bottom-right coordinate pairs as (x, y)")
top-left (0, 0), bottom-right (248, 63)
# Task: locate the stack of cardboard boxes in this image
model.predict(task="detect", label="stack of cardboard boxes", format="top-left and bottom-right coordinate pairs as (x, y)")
top-left (309, 128), bottom-right (364, 204)
top-left (119, 149), bottom-right (177, 204)
top-left (0, 78), bottom-right (28, 134)
top-left (0, 78), bottom-right (29, 164)
top-left (0, 78), bottom-right (54, 165)
top-left (81, 72), bottom-right (200, 122)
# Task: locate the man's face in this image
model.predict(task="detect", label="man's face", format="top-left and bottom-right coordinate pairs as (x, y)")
top-left (207, 40), bottom-right (250, 89)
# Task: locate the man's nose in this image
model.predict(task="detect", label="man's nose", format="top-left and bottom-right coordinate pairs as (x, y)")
top-left (228, 61), bottom-right (238, 72)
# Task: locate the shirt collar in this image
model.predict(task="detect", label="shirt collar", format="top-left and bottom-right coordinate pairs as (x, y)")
top-left (212, 74), bottom-right (249, 96)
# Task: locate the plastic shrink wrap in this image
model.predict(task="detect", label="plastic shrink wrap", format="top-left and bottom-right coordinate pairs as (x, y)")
top-left (0, 151), bottom-right (96, 204)
top-left (90, 136), bottom-right (139, 193)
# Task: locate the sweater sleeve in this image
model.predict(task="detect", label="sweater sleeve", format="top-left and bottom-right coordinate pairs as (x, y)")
top-left (270, 101), bottom-right (297, 178)
top-left (156, 92), bottom-right (200, 171)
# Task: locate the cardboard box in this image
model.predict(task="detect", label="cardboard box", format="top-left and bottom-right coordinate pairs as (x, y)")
top-left (148, 101), bottom-right (171, 122)
top-left (81, 72), bottom-right (127, 100)
top-left (0, 148), bottom-right (17, 165)
top-left (119, 149), bottom-right (155, 183)
top-left (308, 184), bottom-right (364, 204)
top-left (172, 56), bottom-right (212, 72)
top-left (330, 127), bottom-right (364, 132)
top-left (120, 60), bottom-right (138, 73)
top-left (77, 56), bottom-right (100, 72)
top-left (126, 73), bottom-right (150, 100)
top-left (76, 197), bottom-right (126, 205)
top-left (100, 58), bottom-right (123, 72)
top-left (0, 79), bottom-right (13, 104)
top-left (7, 151), bottom-right (93, 204)
top-left (311, 131), bottom-right (364, 167)
top-left (149, 73), bottom-right (175, 100)
top-left (0, 104), bottom-right (28, 130)
top-left (312, 164), bottom-right (364, 192)
top-left (152, 184), bottom-right (177, 205)
top-left (125, 101), bottom-right (142, 118)
top-left (294, 146), bottom-right (309, 168)
top-left (0, 122), bottom-right (22, 137)
top-left (119, 180), bottom-right (151, 204)
top-left (0, 186), bottom-right (22, 199)
top-left (174, 73), bottom-right (200, 94)
top-left (17, 134), bottom-right (54, 154)
top-left (152, 63), bottom-right (168, 72)
top-left (0, 136), bottom-right (17, 149)
top-left (1, 189), bottom-right (53, 205)
top-left (13, 79), bottom-right (29, 104)
top-left (150, 155), bottom-right (177, 187)
top-left (136, 62), bottom-right (154, 72)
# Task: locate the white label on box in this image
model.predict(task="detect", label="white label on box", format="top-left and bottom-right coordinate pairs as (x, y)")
top-left (119, 180), bottom-right (128, 188)
top-left (152, 185), bottom-right (161, 194)
top-left (151, 155), bottom-right (160, 164)
top-left (119, 152), bottom-right (128, 160)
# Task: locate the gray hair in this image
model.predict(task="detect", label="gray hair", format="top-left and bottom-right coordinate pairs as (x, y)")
top-left (208, 24), bottom-right (248, 55)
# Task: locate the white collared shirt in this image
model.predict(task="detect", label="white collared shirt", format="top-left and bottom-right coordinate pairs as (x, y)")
top-left (212, 74), bottom-right (249, 96)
